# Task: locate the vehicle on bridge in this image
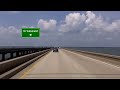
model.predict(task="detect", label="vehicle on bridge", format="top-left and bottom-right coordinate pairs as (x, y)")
top-left (53, 48), bottom-right (59, 52)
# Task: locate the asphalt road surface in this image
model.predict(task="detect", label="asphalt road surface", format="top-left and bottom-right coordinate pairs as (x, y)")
top-left (11, 49), bottom-right (120, 79)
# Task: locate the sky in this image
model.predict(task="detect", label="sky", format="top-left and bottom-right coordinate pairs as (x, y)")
top-left (0, 11), bottom-right (120, 47)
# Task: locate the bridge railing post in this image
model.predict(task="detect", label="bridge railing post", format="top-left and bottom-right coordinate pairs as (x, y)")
top-left (2, 53), bottom-right (6, 61)
top-left (10, 52), bottom-right (13, 59)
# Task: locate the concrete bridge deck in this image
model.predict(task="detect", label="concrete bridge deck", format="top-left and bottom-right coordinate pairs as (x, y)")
top-left (11, 49), bottom-right (120, 79)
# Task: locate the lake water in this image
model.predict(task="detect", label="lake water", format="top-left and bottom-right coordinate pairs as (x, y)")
top-left (68, 47), bottom-right (120, 56)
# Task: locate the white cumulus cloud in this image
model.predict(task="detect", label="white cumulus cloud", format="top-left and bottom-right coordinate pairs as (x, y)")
top-left (104, 20), bottom-right (120, 32)
top-left (59, 12), bottom-right (86, 32)
top-left (59, 11), bottom-right (120, 33)
top-left (0, 26), bottom-right (19, 34)
top-left (38, 19), bottom-right (57, 31)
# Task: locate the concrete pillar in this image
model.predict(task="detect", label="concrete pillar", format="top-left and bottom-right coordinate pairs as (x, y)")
top-left (25, 51), bottom-right (27, 54)
top-left (21, 52), bottom-right (22, 55)
top-left (21, 52), bottom-right (23, 55)
top-left (19, 52), bottom-right (21, 56)
top-left (13, 52), bottom-right (16, 57)
top-left (20, 52), bottom-right (22, 56)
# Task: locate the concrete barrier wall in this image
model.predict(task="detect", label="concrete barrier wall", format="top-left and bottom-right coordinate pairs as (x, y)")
top-left (0, 49), bottom-right (51, 75)
top-left (0, 50), bottom-right (51, 79)
top-left (64, 48), bottom-right (120, 62)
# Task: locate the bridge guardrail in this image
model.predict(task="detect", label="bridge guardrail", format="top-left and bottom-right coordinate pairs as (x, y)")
top-left (64, 48), bottom-right (120, 62)
top-left (0, 49), bottom-right (51, 75)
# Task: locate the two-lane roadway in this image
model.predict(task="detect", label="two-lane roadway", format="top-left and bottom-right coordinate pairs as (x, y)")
top-left (11, 49), bottom-right (120, 79)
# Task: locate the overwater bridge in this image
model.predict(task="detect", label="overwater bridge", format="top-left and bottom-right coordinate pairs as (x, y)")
top-left (0, 47), bottom-right (120, 79)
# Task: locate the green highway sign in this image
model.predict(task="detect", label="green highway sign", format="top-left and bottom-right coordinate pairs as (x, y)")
top-left (22, 28), bottom-right (40, 38)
